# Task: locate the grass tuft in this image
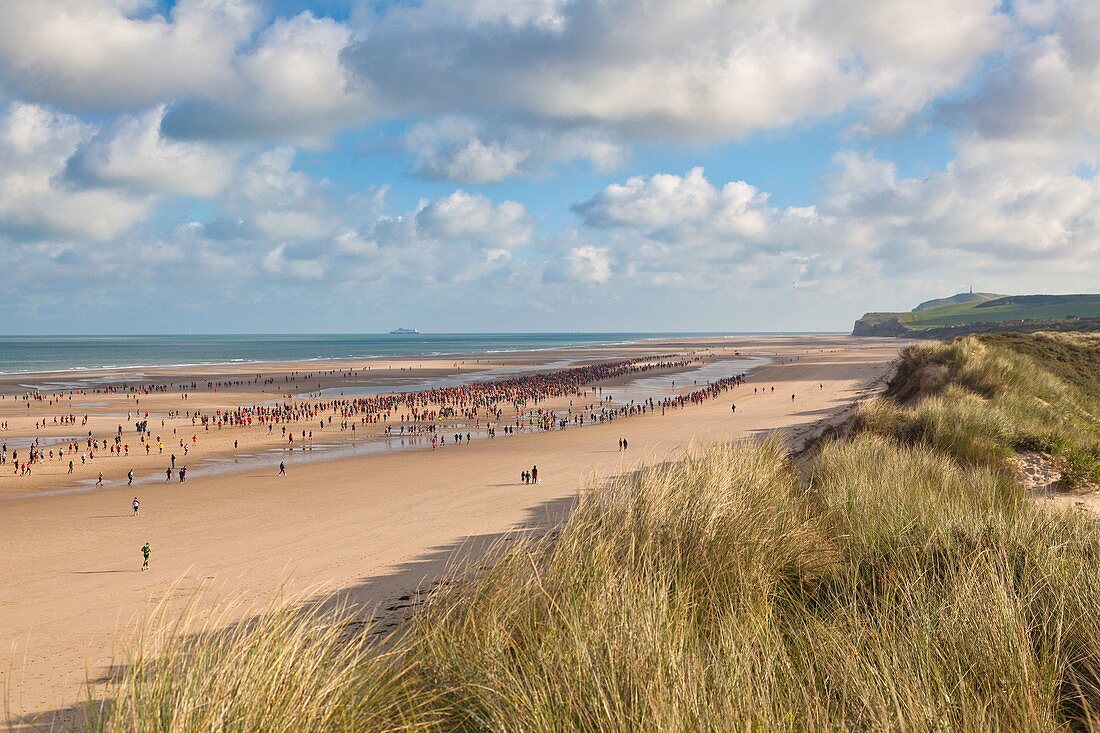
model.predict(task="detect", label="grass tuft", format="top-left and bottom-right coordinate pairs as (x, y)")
top-left (84, 332), bottom-right (1100, 732)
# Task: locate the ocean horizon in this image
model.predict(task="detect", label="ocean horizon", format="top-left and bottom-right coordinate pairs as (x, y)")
top-left (0, 332), bottom-right (839, 375)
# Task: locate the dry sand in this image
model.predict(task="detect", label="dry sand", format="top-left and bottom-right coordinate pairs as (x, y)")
top-left (0, 335), bottom-right (902, 728)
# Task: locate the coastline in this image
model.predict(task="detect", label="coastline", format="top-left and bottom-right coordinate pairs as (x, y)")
top-left (0, 332), bottom-right (841, 378)
top-left (0, 334), bottom-right (902, 727)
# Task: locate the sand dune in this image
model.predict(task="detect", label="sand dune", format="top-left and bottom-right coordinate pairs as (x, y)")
top-left (0, 336), bottom-right (900, 728)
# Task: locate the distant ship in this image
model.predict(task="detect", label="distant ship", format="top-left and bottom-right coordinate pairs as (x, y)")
top-left (389, 328), bottom-right (420, 334)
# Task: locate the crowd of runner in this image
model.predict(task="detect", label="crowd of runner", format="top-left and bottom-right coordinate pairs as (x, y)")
top-left (1, 356), bottom-right (752, 482)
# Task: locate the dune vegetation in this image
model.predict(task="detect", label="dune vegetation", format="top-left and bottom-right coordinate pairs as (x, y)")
top-left (88, 333), bottom-right (1100, 732)
top-left (859, 332), bottom-right (1100, 487)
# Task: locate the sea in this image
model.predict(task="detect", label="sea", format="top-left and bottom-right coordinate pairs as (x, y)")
top-left (0, 333), bottom-right (824, 375)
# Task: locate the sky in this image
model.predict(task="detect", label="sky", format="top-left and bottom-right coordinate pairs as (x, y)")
top-left (0, 0), bottom-right (1098, 334)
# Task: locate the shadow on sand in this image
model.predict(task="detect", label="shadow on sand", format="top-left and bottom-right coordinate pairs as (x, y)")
top-left (8, 367), bottom-right (893, 731)
top-left (6, 493), bottom-right (578, 732)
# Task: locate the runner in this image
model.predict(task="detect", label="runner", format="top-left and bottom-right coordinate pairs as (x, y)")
top-left (141, 542), bottom-right (150, 571)
top-left (132, 497), bottom-right (140, 516)
top-left (127, 468), bottom-right (134, 486)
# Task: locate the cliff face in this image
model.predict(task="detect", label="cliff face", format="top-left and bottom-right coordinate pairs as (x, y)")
top-left (852, 317), bottom-right (910, 337)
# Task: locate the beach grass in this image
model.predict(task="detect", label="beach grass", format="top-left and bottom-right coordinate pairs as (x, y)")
top-left (87, 332), bottom-right (1100, 732)
top-left (858, 332), bottom-right (1100, 486)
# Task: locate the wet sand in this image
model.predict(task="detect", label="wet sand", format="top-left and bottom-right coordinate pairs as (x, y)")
top-left (0, 335), bottom-right (902, 728)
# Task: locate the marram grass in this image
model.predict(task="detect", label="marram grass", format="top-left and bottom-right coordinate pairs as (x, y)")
top-left (87, 333), bottom-right (1100, 732)
top-left (91, 439), bottom-right (1100, 732)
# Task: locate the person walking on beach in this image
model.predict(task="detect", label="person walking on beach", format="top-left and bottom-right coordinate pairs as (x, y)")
top-left (96, 472), bottom-right (103, 487)
top-left (141, 542), bottom-right (150, 571)
top-left (127, 468), bottom-right (134, 486)
top-left (132, 497), bottom-right (140, 516)
top-left (67, 460), bottom-right (74, 474)
top-left (279, 461), bottom-right (286, 476)
top-left (178, 466), bottom-right (186, 483)
top-left (531, 465), bottom-right (538, 484)
top-left (622, 439), bottom-right (628, 451)
top-left (165, 467), bottom-right (171, 483)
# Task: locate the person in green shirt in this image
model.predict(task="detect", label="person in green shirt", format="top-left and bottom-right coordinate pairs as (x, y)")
top-left (141, 543), bottom-right (150, 571)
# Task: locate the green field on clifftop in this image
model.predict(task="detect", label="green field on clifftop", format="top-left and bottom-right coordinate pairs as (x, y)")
top-left (858, 294), bottom-right (1100, 331)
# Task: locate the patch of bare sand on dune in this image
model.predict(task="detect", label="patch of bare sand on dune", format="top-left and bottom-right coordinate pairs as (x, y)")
top-left (1020, 450), bottom-right (1100, 514)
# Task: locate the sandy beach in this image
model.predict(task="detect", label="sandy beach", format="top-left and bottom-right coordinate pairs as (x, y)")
top-left (0, 335), bottom-right (902, 728)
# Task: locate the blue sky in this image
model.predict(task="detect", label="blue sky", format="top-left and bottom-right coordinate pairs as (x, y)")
top-left (0, 0), bottom-right (1096, 334)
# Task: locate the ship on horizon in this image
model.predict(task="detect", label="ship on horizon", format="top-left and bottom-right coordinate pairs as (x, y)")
top-left (389, 327), bottom-right (420, 334)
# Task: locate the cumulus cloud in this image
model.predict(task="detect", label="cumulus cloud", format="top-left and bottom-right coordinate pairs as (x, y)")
top-left (822, 149), bottom-right (1100, 261)
top-left (149, 148), bottom-right (542, 285)
top-left (0, 1), bottom-right (373, 146)
top-left (0, 0), bottom-right (256, 109)
top-left (162, 12), bottom-right (374, 145)
top-left (571, 145), bottom-right (1100, 298)
top-left (262, 243), bottom-right (327, 280)
top-left (1, 0), bottom-right (1097, 331)
top-left (406, 118), bottom-right (529, 183)
top-left (415, 190), bottom-right (533, 248)
top-left (0, 0), bottom-right (1014, 150)
top-left (566, 166), bottom-right (846, 292)
top-left (940, 4), bottom-right (1100, 175)
top-left (574, 167), bottom-right (775, 241)
top-left (404, 116), bottom-right (627, 183)
top-left (67, 106), bottom-right (236, 197)
top-left (566, 245), bottom-right (612, 283)
top-left (348, 0), bottom-right (1008, 139)
top-left (0, 102), bottom-right (152, 240)
top-left (574, 168), bottom-right (722, 230)
top-left (234, 146), bottom-right (338, 240)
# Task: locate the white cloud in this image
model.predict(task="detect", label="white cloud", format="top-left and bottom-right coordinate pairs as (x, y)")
top-left (162, 12), bottom-right (373, 145)
top-left (942, 14), bottom-right (1100, 176)
top-left (0, 102), bottom-right (152, 240)
top-left (566, 166), bottom-right (847, 292)
top-left (349, 0), bottom-right (1008, 139)
top-left (439, 139), bottom-right (527, 183)
top-left (415, 190), bottom-right (533, 248)
top-left (567, 245), bottom-right (612, 283)
top-left (0, 0), bottom-right (1014, 153)
top-left (0, 0), bottom-right (1097, 331)
top-left (406, 119), bottom-right (529, 183)
top-left (0, 1), bottom-right (372, 145)
top-left (571, 147), bottom-right (1100, 297)
top-left (574, 167), bottom-right (720, 230)
top-left (262, 244), bottom-right (326, 280)
top-left (68, 106), bottom-right (236, 197)
top-left (822, 149), bottom-right (1100, 260)
top-left (573, 167), bottom-right (774, 240)
top-left (0, 0), bottom-right (256, 109)
top-left (404, 116), bottom-right (628, 182)
top-left (234, 146), bottom-right (336, 240)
